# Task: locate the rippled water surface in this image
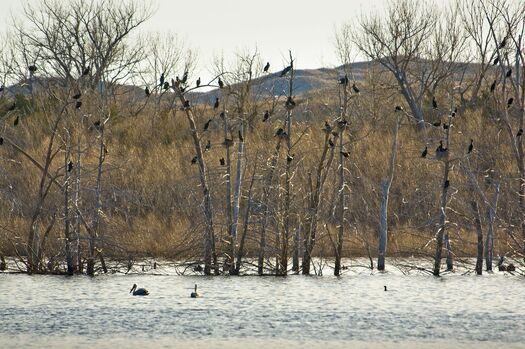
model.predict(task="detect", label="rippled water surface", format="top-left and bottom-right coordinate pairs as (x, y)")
top-left (1, 266), bottom-right (525, 349)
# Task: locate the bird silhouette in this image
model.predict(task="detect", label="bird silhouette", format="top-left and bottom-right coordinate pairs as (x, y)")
top-left (287, 153), bottom-right (294, 162)
top-left (493, 57), bottom-right (499, 65)
top-left (82, 66), bottom-right (90, 76)
top-left (395, 105), bottom-right (403, 112)
top-left (340, 151), bottom-right (349, 158)
top-left (218, 77), bottom-right (224, 89)
top-left (0, 137), bottom-right (3, 145)
top-left (184, 100), bottom-right (190, 109)
top-left (72, 92), bottom-right (81, 100)
top-left (191, 156), bottom-right (198, 164)
top-left (263, 110), bottom-right (270, 122)
top-left (328, 138), bottom-right (335, 147)
top-left (490, 80), bottom-right (497, 92)
top-left (205, 140), bottom-right (211, 152)
top-left (421, 146), bottom-right (428, 158)
top-left (28, 65), bottom-right (37, 73)
top-left (468, 139), bottom-right (473, 154)
top-left (498, 38), bottom-right (506, 49)
top-left (130, 284), bottom-right (149, 296)
top-left (339, 75), bottom-right (349, 86)
top-left (517, 128), bottom-right (523, 137)
top-left (280, 65), bottom-right (292, 77)
top-left (13, 116), bottom-right (19, 126)
top-left (436, 140), bottom-right (447, 153)
top-left (67, 161), bottom-right (74, 172)
top-left (196, 77), bottom-right (201, 87)
top-left (223, 138), bottom-right (234, 147)
top-left (443, 123), bottom-right (449, 130)
top-left (352, 83), bottom-right (360, 93)
top-left (338, 119), bottom-right (348, 129)
top-left (285, 96), bottom-right (296, 110)
top-left (181, 71), bottom-right (188, 84)
top-left (507, 98), bottom-right (514, 108)
top-left (214, 97), bottom-right (220, 109)
top-left (160, 73), bottom-right (165, 87)
top-left (238, 130), bottom-right (244, 142)
top-left (75, 101), bottom-right (82, 109)
top-left (163, 81), bottom-right (170, 90)
top-left (432, 121), bottom-right (441, 127)
top-left (203, 119), bottom-right (212, 132)
top-left (506, 69), bottom-right (512, 78)
top-left (323, 121), bottom-right (332, 134)
top-left (432, 97), bottom-right (438, 109)
top-left (145, 86), bottom-right (150, 96)
top-left (275, 128), bottom-right (285, 137)
top-left (444, 180), bottom-right (450, 189)
top-left (264, 62), bottom-right (270, 73)
top-left (220, 158), bottom-right (225, 166)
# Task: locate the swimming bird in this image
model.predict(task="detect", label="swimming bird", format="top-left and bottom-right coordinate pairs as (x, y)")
top-left (72, 92), bottom-right (81, 100)
top-left (263, 110), bottom-right (270, 122)
top-left (264, 62), bottom-right (270, 73)
top-left (352, 83), bottom-right (360, 93)
top-left (218, 77), bottom-right (224, 89)
top-left (280, 65), bottom-right (292, 77)
top-left (490, 80), bottom-right (497, 92)
top-left (203, 119), bottom-right (212, 132)
top-left (196, 77), bottom-right (201, 87)
top-left (421, 146), bottom-right (428, 158)
top-left (67, 161), bottom-right (73, 172)
top-left (130, 284), bottom-right (149, 296)
top-left (205, 140), bottom-right (211, 152)
top-left (191, 284), bottom-right (200, 298)
top-left (214, 97), bottom-right (220, 109)
top-left (181, 71), bottom-right (188, 84)
top-left (468, 139), bottom-right (473, 154)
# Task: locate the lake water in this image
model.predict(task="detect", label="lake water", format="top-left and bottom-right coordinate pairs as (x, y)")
top-left (1, 262), bottom-right (524, 349)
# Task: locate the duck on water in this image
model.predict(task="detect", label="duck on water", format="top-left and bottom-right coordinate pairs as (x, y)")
top-left (130, 284), bottom-right (149, 296)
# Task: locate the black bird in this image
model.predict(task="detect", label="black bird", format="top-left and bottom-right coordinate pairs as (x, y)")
top-left (203, 119), bottom-right (212, 132)
top-left (8, 102), bottom-right (16, 111)
top-left (72, 92), bottom-right (81, 100)
top-left (75, 101), bottom-right (82, 109)
top-left (436, 140), bottom-right (446, 153)
top-left (506, 69), bottom-right (512, 78)
top-left (92, 120), bottom-right (102, 130)
top-left (421, 146), bottom-right (428, 158)
top-left (384, 286), bottom-right (388, 291)
top-left (444, 180), bottom-right (450, 189)
top-left (218, 77), bottom-right (224, 89)
top-left (13, 116), bottom-right (19, 126)
top-left (507, 97), bottom-right (514, 108)
top-left (219, 157), bottom-right (225, 166)
top-left (285, 96), bottom-right (296, 110)
top-left (196, 77), bottom-right (201, 87)
top-left (82, 66), bottom-right (90, 76)
top-left (340, 151), bottom-right (349, 158)
top-left (443, 123), bottom-right (449, 130)
top-left (214, 97), bottom-right (220, 109)
top-left (493, 57), bottom-right (499, 65)
top-left (352, 83), bottom-right (360, 93)
top-left (160, 73), bottom-right (165, 87)
top-left (328, 138), bottom-right (335, 147)
top-left (145, 86), bottom-right (150, 96)
top-left (395, 105), bottom-right (403, 112)
top-left (191, 155), bottom-right (198, 164)
top-left (0, 137), bottom-right (3, 145)
top-left (223, 138), bottom-right (234, 147)
top-left (280, 65), bottom-right (292, 77)
top-left (467, 139), bottom-right (474, 154)
top-left (238, 130), bottom-right (244, 142)
top-left (432, 97), bottom-right (438, 109)
top-left (181, 71), bottom-right (188, 84)
top-left (517, 128), bottom-right (523, 137)
top-left (490, 80), bottom-right (497, 92)
top-left (498, 37), bottom-right (506, 49)
top-left (163, 81), bottom-right (170, 90)
top-left (219, 111), bottom-right (225, 119)
top-left (263, 110), bottom-right (270, 122)
top-left (323, 121), bottom-right (332, 133)
top-left (263, 62), bottom-right (270, 73)
top-left (184, 100), bottom-right (191, 109)
top-left (67, 161), bottom-right (74, 172)
top-left (205, 140), bottom-right (211, 152)
top-left (0, 85), bottom-right (4, 92)
top-left (337, 119), bottom-right (348, 129)
top-left (275, 128), bottom-right (285, 137)
top-left (339, 75), bottom-right (349, 86)
top-left (432, 121), bottom-right (441, 127)
top-left (286, 153), bottom-right (294, 162)
top-left (28, 65), bottom-right (37, 73)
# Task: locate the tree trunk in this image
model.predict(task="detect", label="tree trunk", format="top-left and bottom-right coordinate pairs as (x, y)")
top-left (470, 200), bottom-right (484, 275)
top-left (64, 140), bottom-right (74, 275)
top-left (485, 182), bottom-right (500, 271)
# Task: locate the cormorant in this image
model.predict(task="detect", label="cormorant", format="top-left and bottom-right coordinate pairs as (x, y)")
top-left (337, 119), bottom-right (348, 129)
top-left (285, 96), bottom-right (296, 110)
top-left (14, 116), bottom-right (19, 126)
top-left (287, 153), bottom-right (294, 162)
top-left (214, 97), bottom-right (219, 109)
top-left (219, 111), bottom-right (225, 119)
top-left (203, 119), bottom-right (212, 132)
top-left (517, 128), bottom-right (523, 137)
top-left (352, 83), bottom-right (360, 93)
top-left (433, 121), bottom-right (441, 127)
top-left (340, 151), bottom-right (349, 158)
top-left (72, 92), bottom-right (81, 100)
top-left (264, 62), bottom-right (270, 73)
top-left (395, 105), bottom-right (403, 112)
top-left (145, 86), bottom-right (150, 96)
top-left (75, 101), bottom-right (82, 109)
top-left (443, 123), bottom-right (449, 130)
top-left (498, 38), bottom-right (506, 49)
top-left (275, 128), bottom-right (285, 137)
top-left (468, 139), bottom-right (473, 154)
top-left (184, 100), bottom-right (190, 109)
top-left (163, 81), bottom-right (170, 90)
top-left (205, 140), bottom-right (211, 152)
top-left (238, 130), bottom-right (244, 142)
top-left (181, 71), bottom-right (188, 84)
top-left (507, 97), bottom-right (514, 108)
top-left (328, 138), bottom-right (335, 147)
top-left (0, 137), bottom-right (3, 145)
top-left (436, 140), bottom-right (446, 153)
top-left (384, 286), bottom-right (388, 291)
top-left (444, 180), bottom-right (450, 189)
top-left (220, 157), bottom-right (225, 166)
top-left (67, 161), bottom-right (73, 172)
top-left (432, 97), bottom-right (438, 109)
top-left (218, 77), bottom-right (224, 89)
top-left (130, 284), bottom-right (149, 296)
top-left (28, 65), bottom-right (37, 72)
top-left (196, 77), bottom-right (201, 87)
top-left (280, 65), bottom-right (292, 77)
top-left (160, 73), bottom-right (165, 86)
top-left (191, 155), bottom-right (198, 164)
top-left (263, 110), bottom-right (270, 122)
top-left (490, 80), bottom-right (497, 92)
top-left (339, 75), bottom-right (349, 86)
top-left (493, 57), bottom-right (499, 65)
top-left (82, 66), bottom-right (90, 76)
top-left (506, 69), bottom-right (512, 78)
top-left (421, 146), bottom-right (428, 158)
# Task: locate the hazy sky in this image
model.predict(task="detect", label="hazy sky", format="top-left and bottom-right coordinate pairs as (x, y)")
top-left (0, 0), bottom-right (454, 80)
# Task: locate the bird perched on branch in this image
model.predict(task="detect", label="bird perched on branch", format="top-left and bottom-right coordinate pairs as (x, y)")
top-left (214, 97), bottom-right (220, 109)
top-left (219, 158), bottom-right (225, 166)
top-left (490, 80), bottom-right (497, 92)
top-left (498, 37), bottom-right (507, 49)
top-left (264, 62), bottom-right (270, 73)
top-left (163, 81), bottom-right (170, 90)
top-left (181, 71), bottom-right (188, 84)
top-left (75, 101), bottom-right (82, 109)
top-left (493, 57), bottom-right (499, 65)
top-left (203, 119), bottom-right (212, 132)
top-left (0, 137), bottom-right (3, 145)
top-left (337, 118), bottom-right (348, 129)
top-left (467, 139), bottom-right (473, 154)
top-left (285, 96), bottom-right (296, 110)
top-left (196, 77), bottom-right (201, 87)
top-left (432, 121), bottom-right (441, 127)
top-left (218, 77), bottom-right (224, 89)
top-left (444, 180), bottom-right (450, 189)
top-left (13, 116), bottom-right (19, 126)
top-left (67, 161), bottom-right (74, 172)
top-left (421, 146), bottom-right (428, 158)
top-left (340, 151), bottom-right (349, 158)
top-left (352, 83), bottom-right (360, 93)
top-left (517, 128), bottom-right (523, 137)
top-left (72, 92), bottom-right (81, 100)
top-left (184, 100), bottom-right (190, 109)
top-left (159, 73), bottom-right (165, 87)
top-left (28, 65), bottom-right (37, 73)
top-left (280, 65), bottom-right (292, 77)
top-left (263, 110), bottom-right (270, 122)
top-left (287, 153), bottom-right (294, 162)
top-left (191, 156), bottom-right (198, 164)
top-left (443, 123), bottom-right (449, 130)
top-left (432, 97), bottom-right (438, 109)
top-left (275, 128), bottom-right (285, 137)
top-left (144, 86), bottom-right (150, 97)
top-left (507, 97), bottom-right (514, 108)
top-left (506, 69), bottom-right (512, 78)
top-left (328, 138), bottom-right (335, 147)
top-left (205, 140), bottom-right (211, 152)
top-left (395, 105), bottom-right (403, 112)
top-left (436, 140), bottom-right (447, 153)
top-left (238, 130), bottom-right (244, 142)
top-left (339, 75), bottom-right (349, 86)
top-left (82, 66), bottom-right (91, 76)
top-left (323, 121), bottom-right (332, 134)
